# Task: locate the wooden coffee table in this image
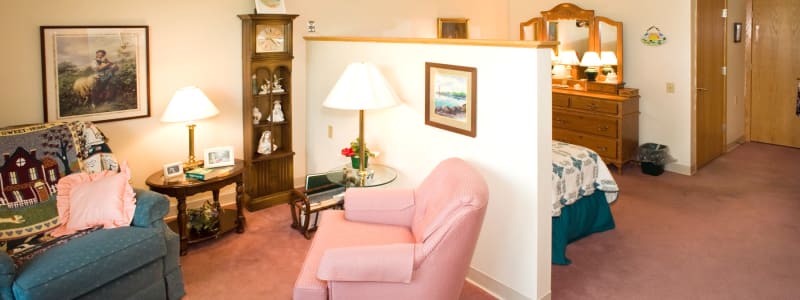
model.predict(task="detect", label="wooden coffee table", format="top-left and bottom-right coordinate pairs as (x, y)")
top-left (145, 160), bottom-right (245, 255)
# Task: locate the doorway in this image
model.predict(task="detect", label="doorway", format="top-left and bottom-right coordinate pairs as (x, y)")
top-left (749, 0), bottom-right (800, 148)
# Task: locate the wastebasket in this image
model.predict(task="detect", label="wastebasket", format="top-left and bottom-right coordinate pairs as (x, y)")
top-left (638, 143), bottom-right (669, 176)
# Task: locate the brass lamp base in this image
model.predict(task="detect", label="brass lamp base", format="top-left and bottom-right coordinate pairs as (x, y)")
top-left (183, 123), bottom-right (204, 170)
top-left (183, 160), bottom-right (204, 171)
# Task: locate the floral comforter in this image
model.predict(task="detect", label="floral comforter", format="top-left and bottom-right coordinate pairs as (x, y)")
top-left (551, 141), bottom-right (619, 217)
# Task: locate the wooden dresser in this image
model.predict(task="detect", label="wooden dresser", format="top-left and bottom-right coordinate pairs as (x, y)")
top-left (552, 88), bottom-right (639, 173)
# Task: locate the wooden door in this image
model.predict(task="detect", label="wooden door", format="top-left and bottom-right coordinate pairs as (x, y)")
top-left (696, 0), bottom-right (727, 168)
top-left (750, 0), bottom-right (800, 147)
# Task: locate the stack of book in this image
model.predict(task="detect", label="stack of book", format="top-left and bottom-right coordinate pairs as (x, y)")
top-left (185, 166), bottom-right (234, 181)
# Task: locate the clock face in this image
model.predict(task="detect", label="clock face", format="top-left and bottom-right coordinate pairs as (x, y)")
top-left (255, 24), bottom-right (285, 53)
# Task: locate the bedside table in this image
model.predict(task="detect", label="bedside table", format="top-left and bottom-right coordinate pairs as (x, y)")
top-left (145, 160), bottom-right (245, 255)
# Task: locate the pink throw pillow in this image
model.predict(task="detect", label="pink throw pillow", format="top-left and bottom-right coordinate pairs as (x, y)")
top-left (51, 162), bottom-right (137, 237)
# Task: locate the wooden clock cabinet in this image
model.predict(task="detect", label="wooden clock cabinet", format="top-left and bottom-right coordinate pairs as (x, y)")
top-left (239, 14), bottom-right (298, 211)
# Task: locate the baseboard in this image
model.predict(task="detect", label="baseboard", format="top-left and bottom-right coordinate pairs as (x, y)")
top-left (664, 162), bottom-right (692, 175)
top-left (466, 267), bottom-right (530, 300)
top-left (726, 136), bottom-right (746, 152)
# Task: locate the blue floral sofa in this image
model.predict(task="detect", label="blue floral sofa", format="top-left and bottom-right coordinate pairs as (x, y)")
top-left (0, 122), bottom-right (184, 299)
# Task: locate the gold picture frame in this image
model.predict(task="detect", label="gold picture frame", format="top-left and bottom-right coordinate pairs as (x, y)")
top-left (437, 18), bottom-right (469, 39)
top-left (425, 62), bottom-right (477, 137)
top-left (40, 26), bottom-right (151, 123)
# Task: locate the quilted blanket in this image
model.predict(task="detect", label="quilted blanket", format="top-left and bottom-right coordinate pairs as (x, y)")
top-left (551, 141), bottom-right (618, 217)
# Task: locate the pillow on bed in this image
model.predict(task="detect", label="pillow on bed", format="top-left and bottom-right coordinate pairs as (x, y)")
top-left (51, 162), bottom-right (136, 237)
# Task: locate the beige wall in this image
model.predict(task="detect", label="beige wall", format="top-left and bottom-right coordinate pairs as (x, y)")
top-left (305, 38), bottom-right (552, 300)
top-left (726, 0), bottom-right (747, 145)
top-left (0, 0), bottom-right (510, 197)
top-left (0, 0), bottom-right (251, 193)
top-left (509, 0), bottom-right (695, 174)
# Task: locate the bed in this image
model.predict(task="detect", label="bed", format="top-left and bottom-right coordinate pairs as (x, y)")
top-left (551, 141), bottom-right (619, 265)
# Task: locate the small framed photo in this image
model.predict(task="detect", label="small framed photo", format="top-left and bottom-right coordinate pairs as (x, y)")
top-left (425, 62), bottom-right (477, 137)
top-left (163, 161), bottom-right (184, 179)
top-left (204, 146), bottom-right (235, 168)
top-left (437, 18), bottom-right (469, 39)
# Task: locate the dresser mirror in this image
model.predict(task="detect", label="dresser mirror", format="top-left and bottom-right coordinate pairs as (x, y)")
top-left (520, 3), bottom-right (624, 84)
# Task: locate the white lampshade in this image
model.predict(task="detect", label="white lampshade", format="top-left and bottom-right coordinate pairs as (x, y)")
top-left (161, 86), bottom-right (220, 123)
top-left (579, 51), bottom-right (602, 67)
top-left (550, 49), bottom-right (559, 64)
top-left (552, 64), bottom-right (567, 77)
top-left (323, 62), bottom-right (401, 111)
top-left (600, 51), bottom-right (618, 66)
top-left (558, 50), bottom-right (580, 66)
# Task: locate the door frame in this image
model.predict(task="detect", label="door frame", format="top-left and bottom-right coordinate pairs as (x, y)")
top-left (744, 0), bottom-right (752, 142)
top-left (692, 0), bottom-right (729, 173)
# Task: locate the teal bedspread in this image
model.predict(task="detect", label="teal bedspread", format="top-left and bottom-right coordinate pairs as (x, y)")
top-left (552, 191), bottom-right (615, 265)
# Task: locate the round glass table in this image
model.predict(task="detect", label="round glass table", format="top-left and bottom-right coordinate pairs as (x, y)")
top-left (325, 164), bottom-right (397, 188)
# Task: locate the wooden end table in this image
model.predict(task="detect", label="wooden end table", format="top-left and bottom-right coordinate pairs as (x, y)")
top-left (145, 160), bottom-right (245, 255)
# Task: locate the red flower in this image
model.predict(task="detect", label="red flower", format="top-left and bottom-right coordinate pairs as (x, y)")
top-left (341, 147), bottom-right (355, 157)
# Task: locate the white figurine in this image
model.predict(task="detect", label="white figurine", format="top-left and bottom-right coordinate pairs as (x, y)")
top-left (252, 107), bottom-right (262, 124)
top-left (271, 74), bottom-right (284, 92)
top-left (271, 100), bottom-right (285, 122)
top-left (257, 130), bottom-right (277, 154)
top-left (259, 78), bottom-right (271, 95)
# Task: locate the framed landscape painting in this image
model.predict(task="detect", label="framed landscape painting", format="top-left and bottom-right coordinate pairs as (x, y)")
top-left (425, 62), bottom-right (477, 137)
top-left (40, 26), bottom-right (150, 123)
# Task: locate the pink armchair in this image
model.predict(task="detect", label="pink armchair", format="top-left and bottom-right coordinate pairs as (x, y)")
top-left (293, 158), bottom-right (489, 300)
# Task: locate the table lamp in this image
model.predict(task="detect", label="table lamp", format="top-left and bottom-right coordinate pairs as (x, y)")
top-left (600, 51), bottom-right (618, 76)
top-left (558, 50), bottom-right (580, 80)
top-left (161, 86), bottom-right (220, 170)
top-left (322, 62), bottom-right (401, 186)
top-left (580, 51), bottom-right (602, 82)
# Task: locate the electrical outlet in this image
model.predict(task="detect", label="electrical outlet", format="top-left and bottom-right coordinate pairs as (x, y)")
top-left (666, 82), bottom-right (675, 94)
top-left (327, 125), bottom-right (333, 138)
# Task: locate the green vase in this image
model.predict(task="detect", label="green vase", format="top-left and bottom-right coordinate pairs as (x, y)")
top-left (350, 156), bottom-right (368, 169)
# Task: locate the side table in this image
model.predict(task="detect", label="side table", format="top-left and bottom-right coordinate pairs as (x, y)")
top-left (325, 164), bottom-right (398, 188)
top-left (145, 160), bottom-right (245, 255)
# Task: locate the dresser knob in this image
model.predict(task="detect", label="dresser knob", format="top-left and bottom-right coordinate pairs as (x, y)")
top-left (587, 103), bottom-right (598, 110)
top-left (597, 125), bottom-right (609, 132)
top-left (599, 146), bottom-right (608, 151)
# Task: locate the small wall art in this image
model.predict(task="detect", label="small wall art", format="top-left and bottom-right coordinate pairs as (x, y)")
top-left (641, 26), bottom-right (667, 46)
top-left (425, 62), bottom-right (477, 137)
top-left (437, 18), bottom-right (469, 39)
top-left (40, 26), bottom-right (151, 123)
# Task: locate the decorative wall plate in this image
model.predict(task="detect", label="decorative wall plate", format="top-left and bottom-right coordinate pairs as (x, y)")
top-left (641, 26), bottom-right (667, 46)
top-left (255, 0), bottom-right (285, 14)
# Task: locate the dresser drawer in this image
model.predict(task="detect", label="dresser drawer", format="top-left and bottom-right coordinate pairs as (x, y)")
top-left (553, 93), bottom-right (570, 108)
top-left (553, 129), bottom-right (618, 160)
top-left (553, 111), bottom-right (618, 138)
top-left (571, 96), bottom-right (619, 115)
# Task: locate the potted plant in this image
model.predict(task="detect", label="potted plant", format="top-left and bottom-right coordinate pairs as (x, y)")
top-left (340, 138), bottom-right (378, 169)
top-left (186, 200), bottom-right (220, 237)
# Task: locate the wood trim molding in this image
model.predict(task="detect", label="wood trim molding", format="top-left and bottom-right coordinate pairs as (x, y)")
top-left (303, 36), bottom-right (558, 49)
top-left (744, 0), bottom-right (753, 142)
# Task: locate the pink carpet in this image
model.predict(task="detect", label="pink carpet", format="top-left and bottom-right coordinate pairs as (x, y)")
top-left (180, 202), bottom-right (495, 299)
top-left (552, 142), bottom-right (800, 299)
